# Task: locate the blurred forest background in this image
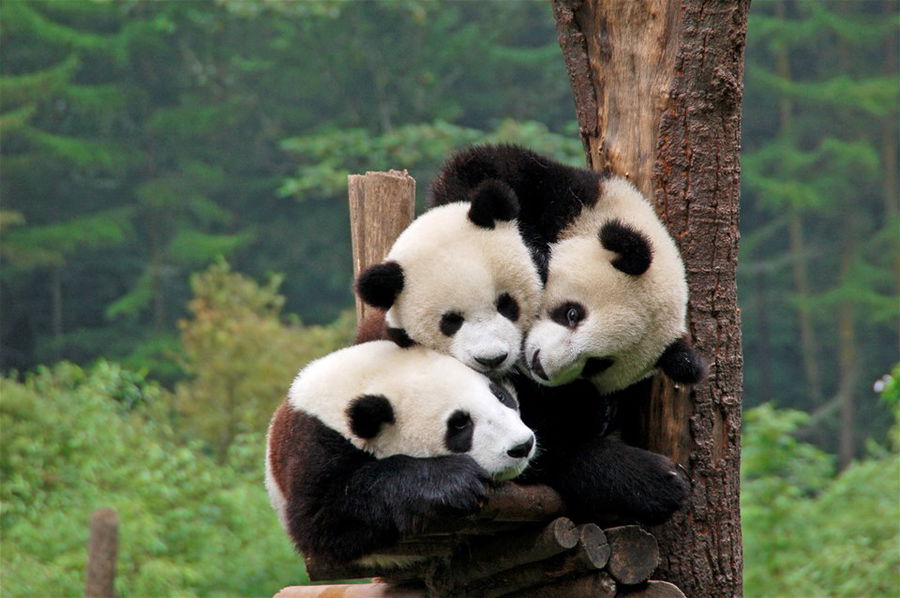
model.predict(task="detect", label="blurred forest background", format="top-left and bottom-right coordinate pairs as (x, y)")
top-left (1, 1), bottom-right (897, 596)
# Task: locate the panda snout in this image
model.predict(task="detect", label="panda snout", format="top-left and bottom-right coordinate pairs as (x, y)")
top-left (475, 352), bottom-right (508, 369)
top-left (507, 436), bottom-right (535, 459)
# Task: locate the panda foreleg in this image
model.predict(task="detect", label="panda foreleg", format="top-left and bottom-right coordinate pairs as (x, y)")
top-left (546, 435), bottom-right (690, 527)
top-left (293, 449), bottom-right (490, 564)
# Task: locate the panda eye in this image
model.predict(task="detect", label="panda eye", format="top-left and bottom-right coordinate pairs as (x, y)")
top-left (445, 410), bottom-right (474, 453)
top-left (440, 311), bottom-right (464, 337)
top-left (490, 382), bottom-right (518, 410)
top-left (449, 412), bottom-right (472, 431)
top-left (550, 302), bottom-right (586, 329)
top-left (496, 293), bottom-right (520, 322)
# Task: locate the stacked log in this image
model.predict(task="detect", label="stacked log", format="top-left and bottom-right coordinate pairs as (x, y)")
top-left (276, 483), bottom-right (684, 598)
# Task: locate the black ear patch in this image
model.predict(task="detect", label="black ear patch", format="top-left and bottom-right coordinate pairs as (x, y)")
top-left (356, 261), bottom-right (404, 309)
top-left (467, 179), bottom-right (520, 229)
top-left (657, 338), bottom-right (707, 384)
top-left (386, 327), bottom-right (415, 348)
top-left (599, 220), bottom-right (653, 275)
top-left (347, 394), bottom-right (395, 439)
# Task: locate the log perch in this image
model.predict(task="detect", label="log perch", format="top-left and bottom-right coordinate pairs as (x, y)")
top-left (508, 571), bottom-right (617, 598)
top-left (605, 525), bottom-right (660, 585)
top-left (447, 517), bottom-right (579, 587)
top-left (616, 580), bottom-right (687, 598)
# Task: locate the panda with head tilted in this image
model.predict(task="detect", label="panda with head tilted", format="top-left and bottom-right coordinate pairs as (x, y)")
top-left (430, 144), bottom-right (706, 525)
top-left (266, 341), bottom-right (535, 565)
top-left (355, 179), bottom-right (542, 378)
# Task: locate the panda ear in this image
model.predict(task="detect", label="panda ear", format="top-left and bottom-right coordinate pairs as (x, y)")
top-left (355, 261), bottom-right (404, 309)
top-left (468, 179), bottom-right (520, 229)
top-left (657, 337), bottom-right (707, 384)
top-left (599, 220), bottom-right (653, 275)
top-left (347, 394), bottom-right (395, 439)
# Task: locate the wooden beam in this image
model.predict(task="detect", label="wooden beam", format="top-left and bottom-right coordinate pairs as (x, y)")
top-left (348, 170), bottom-right (416, 324)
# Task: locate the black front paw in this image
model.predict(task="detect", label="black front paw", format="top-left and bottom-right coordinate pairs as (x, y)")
top-left (391, 454), bottom-right (491, 533)
top-left (555, 439), bottom-right (690, 526)
top-left (617, 450), bottom-right (690, 525)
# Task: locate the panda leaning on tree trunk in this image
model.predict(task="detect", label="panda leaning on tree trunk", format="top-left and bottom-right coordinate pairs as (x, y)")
top-left (354, 144), bottom-right (707, 527)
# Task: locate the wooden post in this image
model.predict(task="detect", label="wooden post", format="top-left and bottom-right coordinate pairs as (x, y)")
top-left (85, 507), bottom-right (118, 598)
top-left (348, 170), bottom-right (416, 324)
top-left (552, 1), bottom-right (748, 595)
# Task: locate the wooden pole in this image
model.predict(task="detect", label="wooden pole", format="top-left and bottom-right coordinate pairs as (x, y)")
top-left (85, 507), bottom-right (118, 598)
top-left (348, 170), bottom-right (416, 324)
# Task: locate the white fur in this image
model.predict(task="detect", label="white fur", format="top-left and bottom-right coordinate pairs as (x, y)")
top-left (525, 177), bottom-right (688, 394)
top-left (383, 203), bottom-right (542, 375)
top-left (288, 340), bottom-right (535, 479)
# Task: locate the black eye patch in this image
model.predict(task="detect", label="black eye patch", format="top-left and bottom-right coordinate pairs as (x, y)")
top-left (490, 382), bottom-right (518, 410)
top-left (496, 293), bottom-right (520, 322)
top-left (445, 410), bottom-right (474, 453)
top-left (549, 302), bottom-right (586, 329)
top-left (440, 311), bottom-right (464, 337)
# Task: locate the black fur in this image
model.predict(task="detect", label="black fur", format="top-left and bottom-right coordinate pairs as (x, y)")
top-left (285, 411), bottom-right (491, 564)
top-left (439, 311), bottom-right (464, 337)
top-left (386, 327), bottom-right (415, 348)
top-left (356, 261), bottom-right (404, 309)
top-left (582, 357), bottom-right (614, 378)
top-left (549, 302), bottom-right (586, 329)
top-left (599, 220), bottom-right (653, 276)
top-left (347, 394), bottom-right (395, 439)
top-left (656, 337), bottom-right (707, 384)
top-left (514, 375), bottom-right (688, 525)
top-left (496, 292), bottom-right (520, 322)
top-left (445, 410), bottom-right (474, 453)
top-left (490, 382), bottom-right (518, 410)
top-left (467, 180), bottom-right (520, 229)
top-left (431, 144), bottom-right (607, 277)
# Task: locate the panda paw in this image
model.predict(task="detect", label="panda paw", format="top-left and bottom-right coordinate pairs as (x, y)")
top-left (557, 440), bottom-right (690, 526)
top-left (389, 454), bottom-right (491, 535)
top-left (615, 449), bottom-right (690, 526)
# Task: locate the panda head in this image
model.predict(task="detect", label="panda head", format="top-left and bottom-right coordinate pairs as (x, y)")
top-left (355, 181), bottom-right (542, 377)
top-left (524, 177), bottom-right (706, 394)
top-left (289, 341), bottom-right (537, 480)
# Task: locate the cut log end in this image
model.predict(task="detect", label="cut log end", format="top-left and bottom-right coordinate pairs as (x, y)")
top-left (605, 525), bottom-right (659, 585)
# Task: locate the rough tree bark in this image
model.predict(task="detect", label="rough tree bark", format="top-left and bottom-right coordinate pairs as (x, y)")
top-left (552, 1), bottom-right (747, 596)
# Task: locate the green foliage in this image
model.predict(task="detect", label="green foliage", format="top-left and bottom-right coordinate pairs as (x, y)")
top-left (742, 403), bottom-right (900, 597)
top-left (173, 260), bottom-right (353, 458)
top-left (739, 0), bottom-right (898, 451)
top-left (1, 0), bottom-right (574, 370)
top-left (0, 361), bottom-right (306, 597)
top-left (279, 119), bottom-right (583, 201)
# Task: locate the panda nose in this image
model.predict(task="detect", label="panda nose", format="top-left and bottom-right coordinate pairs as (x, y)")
top-left (475, 353), bottom-right (508, 369)
top-left (507, 436), bottom-right (534, 459)
top-left (531, 350), bottom-right (548, 380)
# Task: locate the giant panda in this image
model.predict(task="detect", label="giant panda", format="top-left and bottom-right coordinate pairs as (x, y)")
top-left (355, 180), bottom-right (542, 378)
top-left (429, 144), bottom-right (706, 525)
top-left (266, 340), bottom-right (536, 564)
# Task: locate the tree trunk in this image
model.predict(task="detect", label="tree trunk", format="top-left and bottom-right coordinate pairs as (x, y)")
top-left (837, 203), bottom-right (859, 470)
top-left (50, 264), bottom-right (63, 361)
top-left (553, 1), bottom-right (748, 596)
